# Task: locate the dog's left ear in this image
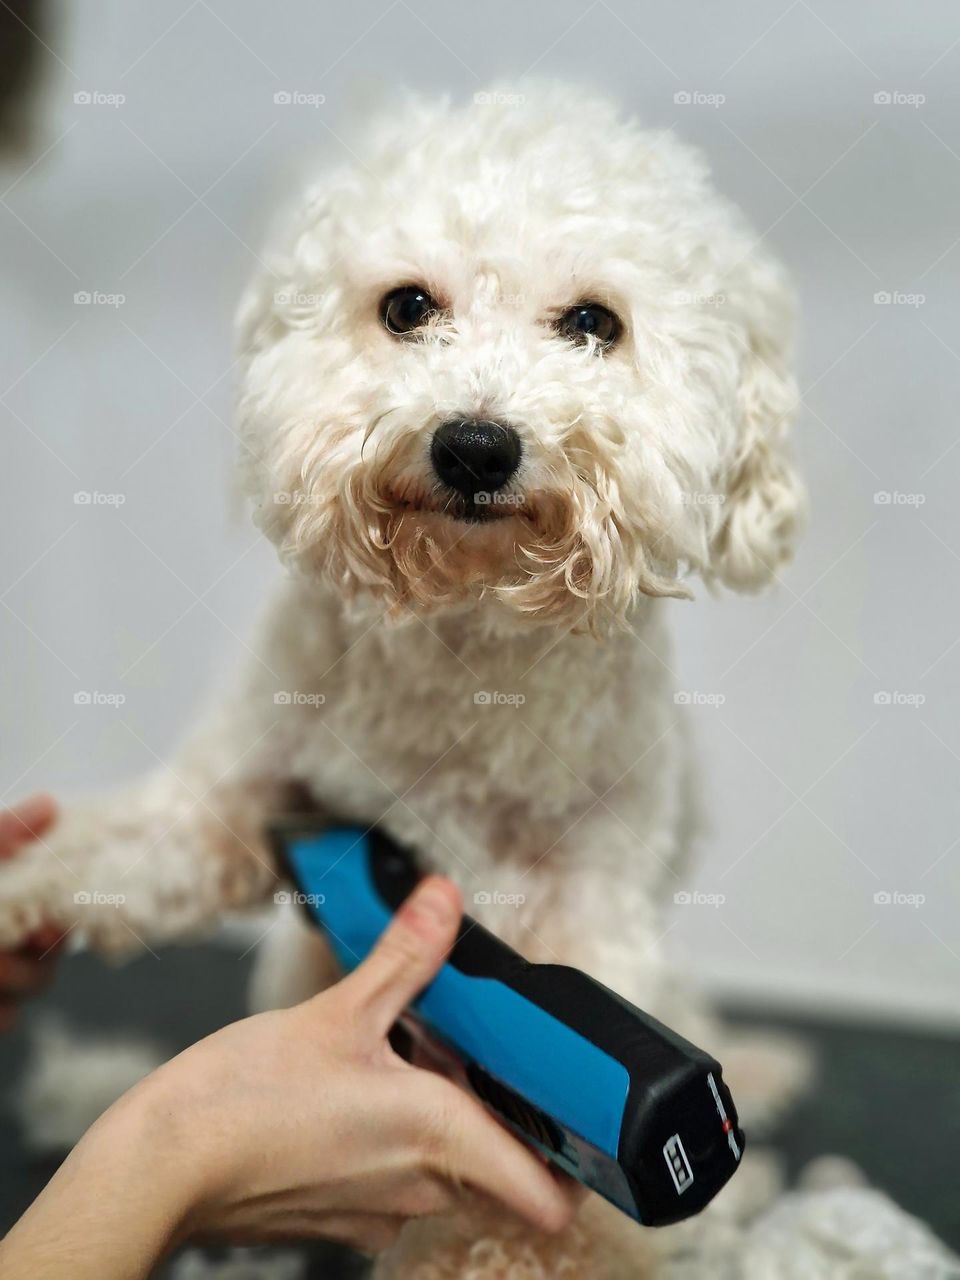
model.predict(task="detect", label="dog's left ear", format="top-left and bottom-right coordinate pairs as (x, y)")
top-left (709, 259), bottom-right (804, 592)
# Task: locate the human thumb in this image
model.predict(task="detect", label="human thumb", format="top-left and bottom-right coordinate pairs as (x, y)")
top-left (338, 875), bottom-right (462, 1033)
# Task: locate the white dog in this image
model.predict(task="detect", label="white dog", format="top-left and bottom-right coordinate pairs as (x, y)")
top-left (3, 86), bottom-right (809, 1276)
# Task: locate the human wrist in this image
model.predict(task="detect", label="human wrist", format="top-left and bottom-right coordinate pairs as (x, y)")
top-left (83, 1067), bottom-right (213, 1251)
top-left (0, 1071), bottom-right (206, 1279)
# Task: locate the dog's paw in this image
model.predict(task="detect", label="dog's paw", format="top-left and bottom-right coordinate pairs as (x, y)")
top-left (0, 846), bottom-right (68, 948)
top-left (0, 805), bottom-right (176, 954)
top-left (0, 848), bottom-right (140, 953)
top-left (374, 1196), bottom-right (654, 1280)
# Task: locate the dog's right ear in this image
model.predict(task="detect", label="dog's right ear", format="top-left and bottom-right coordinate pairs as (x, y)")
top-left (235, 270), bottom-right (280, 361)
top-left (708, 254), bottom-right (805, 593)
top-left (234, 193), bottom-right (334, 362)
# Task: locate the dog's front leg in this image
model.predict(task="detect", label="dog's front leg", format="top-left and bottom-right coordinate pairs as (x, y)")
top-left (0, 693), bottom-right (292, 956)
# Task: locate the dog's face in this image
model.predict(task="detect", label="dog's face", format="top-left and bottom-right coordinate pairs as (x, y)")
top-left (237, 88), bottom-right (802, 632)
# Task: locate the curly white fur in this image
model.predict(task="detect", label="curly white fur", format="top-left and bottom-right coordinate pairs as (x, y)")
top-left (4, 84), bottom-right (945, 1277)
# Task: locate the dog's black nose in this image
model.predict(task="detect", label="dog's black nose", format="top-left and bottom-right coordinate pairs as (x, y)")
top-left (430, 419), bottom-right (521, 498)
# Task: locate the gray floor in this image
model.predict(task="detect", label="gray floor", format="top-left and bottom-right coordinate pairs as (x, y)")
top-left (1, 944), bottom-right (958, 1272)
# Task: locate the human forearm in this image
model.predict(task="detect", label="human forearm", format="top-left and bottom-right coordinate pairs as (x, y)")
top-left (0, 1081), bottom-right (197, 1279)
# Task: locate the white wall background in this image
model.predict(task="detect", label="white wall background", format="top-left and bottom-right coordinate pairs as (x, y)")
top-left (1, 1), bottom-right (958, 1025)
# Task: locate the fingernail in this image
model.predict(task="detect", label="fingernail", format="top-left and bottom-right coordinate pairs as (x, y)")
top-left (407, 877), bottom-right (457, 926)
top-left (11, 794), bottom-right (54, 832)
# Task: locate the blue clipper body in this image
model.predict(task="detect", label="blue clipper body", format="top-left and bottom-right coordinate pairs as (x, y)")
top-left (269, 821), bottom-right (743, 1227)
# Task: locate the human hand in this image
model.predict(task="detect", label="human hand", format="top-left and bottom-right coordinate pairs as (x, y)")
top-left (0, 794), bottom-right (64, 1032)
top-left (0, 875), bottom-right (576, 1277)
top-left (159, 874), bottom-right (575, 1251)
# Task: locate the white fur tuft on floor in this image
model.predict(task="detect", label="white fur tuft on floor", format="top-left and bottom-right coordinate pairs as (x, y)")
top-left (18, 1017), bottom-right (167, 1151)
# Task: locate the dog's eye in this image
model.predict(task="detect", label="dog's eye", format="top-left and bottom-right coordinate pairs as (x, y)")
top-left (380, 285), bottom-right (440, 336)
top-left (556, 302), bottom-right (621, 349)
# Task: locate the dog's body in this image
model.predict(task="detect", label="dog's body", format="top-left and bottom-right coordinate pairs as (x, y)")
top-left (2, 87), bottom-right (807, 1275)
top-left (248, 580), bottom-right (695, 1023)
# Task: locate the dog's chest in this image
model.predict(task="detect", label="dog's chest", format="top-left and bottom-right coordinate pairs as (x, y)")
top-left (273, 602), bottom-right (668, 860)
top-left (289, 628), bottom-right (597, 822)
